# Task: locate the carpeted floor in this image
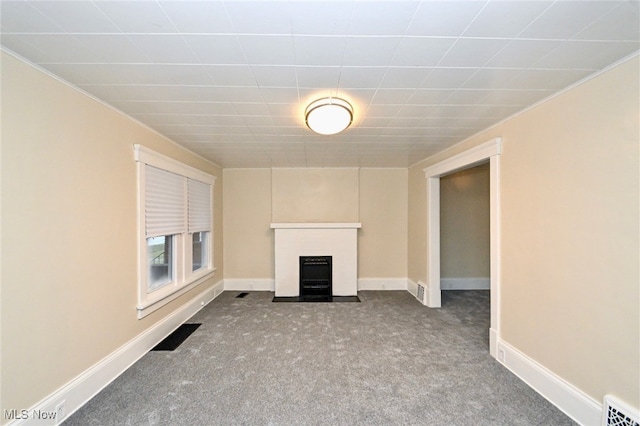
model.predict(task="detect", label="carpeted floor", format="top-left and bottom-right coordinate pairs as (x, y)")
top-left (66, 291), bottom-right (576, 425)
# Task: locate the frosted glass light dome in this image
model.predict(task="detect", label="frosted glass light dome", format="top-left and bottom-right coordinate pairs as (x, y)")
top-left (305, 97), bottom-right (353, 135)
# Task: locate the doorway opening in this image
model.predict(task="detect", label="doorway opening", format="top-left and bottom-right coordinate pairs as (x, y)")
top-left (423, 138), bottom-right (501, 358)
top-left (440, 162), bottom-right (491, 346)
top-left (440, 162), bottom-right (490, 293)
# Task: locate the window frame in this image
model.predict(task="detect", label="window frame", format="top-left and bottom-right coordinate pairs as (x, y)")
top-left (134, 144), bottom-right (216, 319)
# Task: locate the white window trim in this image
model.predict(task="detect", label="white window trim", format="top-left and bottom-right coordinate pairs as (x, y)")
top-left (134, 144), bottom-right (216, 319)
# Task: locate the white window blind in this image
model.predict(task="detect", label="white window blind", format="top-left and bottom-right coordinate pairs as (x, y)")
top-left (145, 165), bottom-right (185, 237)
top-left (188, 179), bottom-right (212, 233)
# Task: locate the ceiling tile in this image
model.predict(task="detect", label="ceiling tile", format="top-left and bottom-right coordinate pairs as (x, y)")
top-left (266, 103), bottom-right (297, 117)
top-left (396, 104), bottom-right (440, 118)
top-left (259, 87), bottom-right (299, 103)
top-left (518, 1), bottom-right (618, 39)
top-left (385, 116), bottom-right (424, 127)
top-left (4, 34), bottom-right (87, 63)
top-left (463, 1), bottom-right (551, 38)
top-left (240, 35), bottom-right (295, 65)
top-left (158, 65), bottom-right (216, 85)
top-left (296, 66), bottom-right (341, 89)
top-left (349, 1), bottom-right (418, 35)
top-left (290, 1), bottom-right (353, 35)
top-left (407, 1), bottom-right (485, 37)
top-left (233, 103), bottom-right (271, 116)
top-left (534, 40), bottom-right (640, 70)
top-left (199, 116), bottom-right (246, 126)
top-left (293, 36), bottom-right (347, 66)
top-left (483, 39), bottom-right (563, 69)
top-left (252, 66), bottom-right (297, 87)
top-left (342, 36), bottom-right (400, 66)
top-left (379, 68), bottom-right (430, 89)
top-left (505, 69), bottom-right (594, 91)
top-left (149, 86), bottom-right (234, 102)
top-left (0, 1), bottom-right (61, 32)
top-left (439, 38), bottom-right (511, 68)
top-left (224, 1), bottom-right (292, 34)
top-left (159, 1), bottom-right (235, 33)
top-left (342, 89), bottom-right (377, 106)
top-left (462, 69), bottom-right (524, 90)
top-left (207, 65), bottom-right (257, 86)
top-left (43, 64), bottom-right (207, 85)
top-left (128, 35), bottom-right (199, 63)
top-left (420, 68), bottom-right (476, 89)
top-left (338, 67), bottom-right (386, 89)
top-left (482, 89), bottom-right (553, 106)
top-left (371, 89), bottom-right (415, 104)
top-left (95, 1), bottom-right (178, 33)
top-left (184, 35), bottom-right (246, 64)
top-left (31, 1), bottom-right (120, 33)
top-left (573, 2), bottom-right (640, 41)
top-left (214, 87), bottom-right (263, 103)
top-left (77, 35), bottom-right (149, 63)
top-left (441, 90), bottom-right (490, 106)
top-left (390, 37), bottom-right (455, 67)
top-left (406, 89), bottom-right (451, 105)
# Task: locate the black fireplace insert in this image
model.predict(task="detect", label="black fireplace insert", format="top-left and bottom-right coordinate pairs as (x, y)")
top-left (299, 256), bottom-right (332, 297)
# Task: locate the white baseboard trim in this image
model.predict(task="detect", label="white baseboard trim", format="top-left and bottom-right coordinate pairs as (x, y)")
top-left (9, 280), bottom-right (224, 426)
top-left (489, 327), bottom-right (498, 359)
top-left (407, 279), bottom-right (418, 297)
top-left (441, 277), bottom-right (490, 290)
top-left (223, 279), bottom-right (274, 291)
top-left (357, 278), bottom-right (408, 291)
top-left (497, 339), bottom-right (602, 426)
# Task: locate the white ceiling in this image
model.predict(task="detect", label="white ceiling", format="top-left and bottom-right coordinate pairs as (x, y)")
top-left (1, 0), bottom-right (638, 168)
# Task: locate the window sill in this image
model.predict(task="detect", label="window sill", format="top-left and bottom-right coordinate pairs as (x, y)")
top-left (137, 268), bottom-right (217, 319)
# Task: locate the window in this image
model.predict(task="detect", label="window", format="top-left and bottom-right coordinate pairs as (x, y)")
top-left (147, 235), bottom-right (174, 291)
top-left (134, 145), bottom-right (216, 318)
top-left (191, 232), bottom-right (208, 272)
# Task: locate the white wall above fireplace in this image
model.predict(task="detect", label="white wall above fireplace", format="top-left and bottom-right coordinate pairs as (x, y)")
top-left (270, 223), bottom-right (362, 297)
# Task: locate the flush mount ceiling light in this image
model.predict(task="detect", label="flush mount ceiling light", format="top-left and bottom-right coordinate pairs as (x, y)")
top-left (305, 97), bottom-right (353, 135)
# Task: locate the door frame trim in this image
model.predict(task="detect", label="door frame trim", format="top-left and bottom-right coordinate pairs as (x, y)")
top-left (423, 137), bottom-right (502, 358)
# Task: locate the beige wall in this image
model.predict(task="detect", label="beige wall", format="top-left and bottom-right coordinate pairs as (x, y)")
top-left (271, 168), bottom-right (359, 223)
top-left (440, 163), bottom-right (490, 278)
top-left (223, 168), bottom-right (407, 280)
top-left (408, 57), bottom-right (639, 407)
top-left (358, 168), bottom-right (407, 278)
top-left (0, 52), bottom-right (223, 415)
top-left (223, 169), bottom-right (273, 279)
top-left (407, 164), bottom-right (427, 281)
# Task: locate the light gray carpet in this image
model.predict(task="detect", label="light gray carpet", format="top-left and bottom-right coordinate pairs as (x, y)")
top-left (66, 291), bottom-right (576, 425)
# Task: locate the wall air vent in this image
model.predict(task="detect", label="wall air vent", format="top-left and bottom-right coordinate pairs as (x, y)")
top-left (416, 281), bottom-right (427, 305)
top-left (603, 395), bottom-right (640, 426)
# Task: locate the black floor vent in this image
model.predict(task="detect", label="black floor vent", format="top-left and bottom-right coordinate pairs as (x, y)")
top-left (151, 323), bottom-right (201, 351)
top-left (236, 292), bottom-right (249, 298)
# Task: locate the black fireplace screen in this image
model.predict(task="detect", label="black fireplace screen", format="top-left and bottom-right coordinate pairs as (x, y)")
top-left (299, 256), bottom-right (332, 297)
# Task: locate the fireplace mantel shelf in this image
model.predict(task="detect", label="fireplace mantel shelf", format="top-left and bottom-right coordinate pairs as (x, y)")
top-left (270, 223), bottom-right (362, 229)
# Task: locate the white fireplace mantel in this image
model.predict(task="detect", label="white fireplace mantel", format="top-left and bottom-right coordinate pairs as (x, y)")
top-left (271, 223), bottom-right (361, 297)
top-left (270, 223), bottom-right (362, 229)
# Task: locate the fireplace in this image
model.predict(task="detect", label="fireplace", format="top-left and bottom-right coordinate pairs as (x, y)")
top-left (271, 223), bottom-right (361, 297)
top-left (299, 256), bottom-right (332, 297)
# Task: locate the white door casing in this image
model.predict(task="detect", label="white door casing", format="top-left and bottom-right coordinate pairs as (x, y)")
top-left (423, 137), bottom-right (502, 358)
